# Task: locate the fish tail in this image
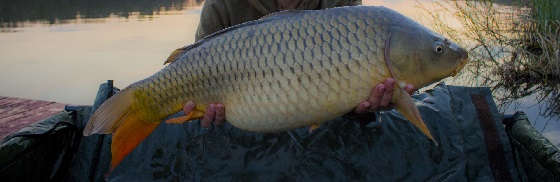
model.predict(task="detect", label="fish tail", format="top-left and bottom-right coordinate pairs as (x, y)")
top-left (83, 87), bottom-right (160, 171)
top-left (109, 112), bottom-right (159, 171)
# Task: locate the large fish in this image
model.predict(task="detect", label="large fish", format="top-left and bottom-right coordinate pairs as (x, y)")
top-left (84, 6), bottom-right (468, 171)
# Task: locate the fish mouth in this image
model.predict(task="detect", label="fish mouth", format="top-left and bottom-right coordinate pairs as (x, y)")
top-left (451, 52), bottom-right (469, 76)
top-left (450, 52), bottom-right (469, 76)
top-left (446, 41), bottom-right (469, 76)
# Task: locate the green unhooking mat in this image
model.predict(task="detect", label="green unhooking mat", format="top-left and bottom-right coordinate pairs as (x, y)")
top-left (1, 82), bottom-right (559, 181)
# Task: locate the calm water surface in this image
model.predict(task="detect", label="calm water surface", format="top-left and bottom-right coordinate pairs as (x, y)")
top-left (0, 0), bottom-right (557, 143)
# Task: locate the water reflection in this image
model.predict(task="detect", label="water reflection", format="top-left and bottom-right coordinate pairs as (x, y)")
top-left (0, 0), bottom-right (204, 106)
top-left (0, 0), bottom-right (203, 28)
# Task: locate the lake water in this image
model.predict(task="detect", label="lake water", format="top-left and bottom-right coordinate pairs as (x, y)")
top-left (0, 0), bottom-right (557, 144)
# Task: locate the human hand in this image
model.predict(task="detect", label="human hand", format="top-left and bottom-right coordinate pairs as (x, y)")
top-left (183, 101), bottom-right (225, 128)
top-left (353, 78), bottom-right (415, 113)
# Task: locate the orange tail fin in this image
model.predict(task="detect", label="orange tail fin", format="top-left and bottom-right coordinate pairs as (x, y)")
top-left (83, 88), bottom-right (162, 171)
top-left (110, 114), bottom-right (159, 171)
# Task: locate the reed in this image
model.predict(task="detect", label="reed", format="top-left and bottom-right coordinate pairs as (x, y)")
top-left (421, 0), bottom-right (559, 118)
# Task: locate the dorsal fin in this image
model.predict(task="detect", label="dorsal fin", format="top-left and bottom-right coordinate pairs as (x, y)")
top-left (164, 9), bottom-right (311, 65)
top-left (164, 47), bottom-right (189, 64)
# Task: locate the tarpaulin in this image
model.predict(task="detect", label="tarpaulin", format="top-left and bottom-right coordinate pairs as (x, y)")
top-left (3, 81), bottom-right (559, 181)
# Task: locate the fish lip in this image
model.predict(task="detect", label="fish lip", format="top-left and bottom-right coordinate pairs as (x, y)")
top-left (451, 55), bottom-right (469, 76)
top-left (446, 41), bottom-right (469, 76)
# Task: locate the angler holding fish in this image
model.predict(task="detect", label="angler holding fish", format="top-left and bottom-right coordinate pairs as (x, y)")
top-left (183, 0), bottom-right (415, 133)
top-left (83, 0), bottom-right (468, 172)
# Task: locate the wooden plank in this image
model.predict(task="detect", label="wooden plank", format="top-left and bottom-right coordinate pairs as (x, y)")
top-left (0, 96), bottom-right (66, 140)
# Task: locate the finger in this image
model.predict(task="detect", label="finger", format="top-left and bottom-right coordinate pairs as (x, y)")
top-left (404, 84), bottom-right (415, 95)
top-left (201, 104), bottom-right (216, 128)
top-left (214, 104), bottom-right (225, 125)
top-left (354, 101), bottom-right (371, 114)
top-left (368, 84), bottom-right (385, 110)
top-left (380, 78), bottom-right (395, 107)
top-left (183, 101), bottom-right (195, 114)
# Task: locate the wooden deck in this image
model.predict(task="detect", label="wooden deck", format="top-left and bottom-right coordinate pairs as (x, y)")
top-left (0, 96), bottom-right (66, 140)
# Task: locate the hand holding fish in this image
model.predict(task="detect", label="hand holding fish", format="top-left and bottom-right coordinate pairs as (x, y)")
top-left (185, 78), bottom-right (415, 128)
top-left (182, 101), bottom-right (226, 128)
top-left (353, 78), bottom-right (415, 114)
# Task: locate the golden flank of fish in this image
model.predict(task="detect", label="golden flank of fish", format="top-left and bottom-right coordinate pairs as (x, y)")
top-left (83, 6), bottom-right (468, 171)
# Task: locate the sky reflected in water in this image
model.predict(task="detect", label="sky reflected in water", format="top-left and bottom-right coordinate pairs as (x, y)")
top-left (1, 0), bottom-right (203, 105)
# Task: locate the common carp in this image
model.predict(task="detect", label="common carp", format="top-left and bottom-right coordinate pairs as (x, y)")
top-left (84, 6), bottom-right (468, 171)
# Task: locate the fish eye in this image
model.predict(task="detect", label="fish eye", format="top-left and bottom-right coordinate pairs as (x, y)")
top-left (434, 45), bottom-right (444, 54)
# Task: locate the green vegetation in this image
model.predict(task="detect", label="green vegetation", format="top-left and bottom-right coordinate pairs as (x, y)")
top-left (531, 0), bottom-right (560, 31)
top-left (424, 0), bottom-right (559, 118)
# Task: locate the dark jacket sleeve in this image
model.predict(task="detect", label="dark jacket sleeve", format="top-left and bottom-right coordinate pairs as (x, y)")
top-left (195, 0), bottom-right (231, 41)
top-left (195, 0), bottom-right (362, 41)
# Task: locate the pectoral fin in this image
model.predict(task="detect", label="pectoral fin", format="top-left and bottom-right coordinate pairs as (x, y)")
top-left (393, 88), bottom-right (438, 146)
top-left (165, 110), bottom-right (205, 124)
top-left (165, 104), bottom-right (207, 124)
